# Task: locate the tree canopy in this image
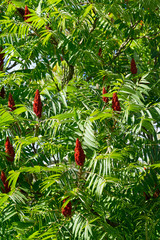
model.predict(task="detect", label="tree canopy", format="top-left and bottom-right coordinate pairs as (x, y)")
top-left (0, 0), bottom-right (160, 239)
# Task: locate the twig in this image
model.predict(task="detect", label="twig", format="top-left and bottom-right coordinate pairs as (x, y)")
top-left (113, 21), bottom-right (139, 60)
top-left (90, 17), bottom-right (98, 34)
top-left (113, 37), bottom-right (132, 60)
top-left (134, 31), bottom-right (160, 40)
top-left (67, 65), bottom-right (74, 83)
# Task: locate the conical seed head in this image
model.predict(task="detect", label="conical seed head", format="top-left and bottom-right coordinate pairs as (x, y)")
top-left (33, 89), bottom-right (42, 118)
top-left (1, 171), bottom-right (7, 183)
top-left (102, 87), bottom-right (106, 95)
top-left (24, 5), bottom-right (31, 21)
top-left (131, 58), bottom-right (137, 74)
top-left (74, 138), bottom-right (85, 166)
top-left (5, 137), bottom-right (15, 162)
top-left (1, 171), bottom-right (10, 193)
top-left (112, 92), bottom-right (118, 100)
top-left (112, 93), bottom-right (121, 111)
top-left (3, 181), bottom-right (10, 193)
top-left (61, 198), bottom-right (72, 217)
top-left (102, 87), bottom-right (109, 103)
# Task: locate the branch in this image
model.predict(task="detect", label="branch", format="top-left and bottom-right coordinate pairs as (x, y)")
top-left (134, 31), bottom-right (160, 40)
top-left (113, 30), bottom-right (160, 60)
top-left (131, 20), bottom-right (139, 29)
top-left (53, 78), bottom-right (60, 91)
top-left (67, 64), bottom-right (74, 83)
top-left (113, 21), bottom-right (139, 60)
top-left (113, 37), bottom-right (132, 60)
top-left (90, 17), bottom-right (98, 34)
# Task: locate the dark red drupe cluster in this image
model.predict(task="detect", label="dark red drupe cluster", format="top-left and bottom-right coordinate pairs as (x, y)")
top-left (131, 58), bottom-right (137, 74)
top-left (5, 137), bottom-right (15, 162)
top-left (112, 92), bottom-right (121, 111)
top-left (24, 5), bottom-right (31, 22)
top-left (1, 171), bottom-right (10, 193)
top-left (74, 138), bottom-right (85, 166)
top-left (61, 198), bottom-right (72, 217)
top-left (102, 87), bottom-right (109, 103)
top-left (8, 93), bottom-right (16, 111)
top-left (33, 89), bottom-right (42, 118)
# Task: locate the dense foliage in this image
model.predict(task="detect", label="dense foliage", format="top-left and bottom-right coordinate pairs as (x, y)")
top-left (0, 0), bottom-right (160, 239)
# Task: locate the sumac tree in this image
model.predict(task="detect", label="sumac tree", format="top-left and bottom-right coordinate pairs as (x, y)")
top-left (0, 0), bottom-right (160, 239)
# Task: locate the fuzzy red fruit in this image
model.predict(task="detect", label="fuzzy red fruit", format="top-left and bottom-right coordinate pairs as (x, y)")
top-left (5, 137), bottom-right (15, 162)
top-left (98, 48), bottom-right (102, 57)
top-left (33, 89), bottom-right (42, 118)
top-left (131, 58), bottom-right (137, 74)
top-left (24, 5), bottom-right (31, 22)
top-left (61, 199), bottom-right (72, 217)
top-left (1, 171), bottom-right (10, 193)
top-left (74, 138), bottom-right (85, 166)
top-left (1, 171), bottom-right (7, 183)
top-left (102, 87), bottom-right (109, 103)
top-left (112, 92), bottom-right (121, 111)
top-left (8, 93), bottom-right (16, 111)
top-left (0, 86), bottom-right (5, 98)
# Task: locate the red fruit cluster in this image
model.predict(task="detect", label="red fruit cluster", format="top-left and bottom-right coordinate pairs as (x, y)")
top-left (24, 5), bottom-right (31, 22)
top-left (102, 87), bottom-right (109, 103)
top-left (0, 47), bottom-right (5, 71)
top-left (8, 93), bottom-right (16, 111)
top-left (74, 138), bottom-right (85, 166)
top-left (112, 92), bottom-right (121, 111)
top-left (98, 48), bottom-right (102, 57)
top-left (131, 58), bottom-right (137, 74)
top-left (5, 137), bottom-right (15, 162)
top-left (1, 171), bottom-right (10, 193)
top-left (33, 89), bottom-right (42, 118)
top-left (0, 86), bottom-right (5, 98)
top-left (61, 198), bottom-right (72, 217)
